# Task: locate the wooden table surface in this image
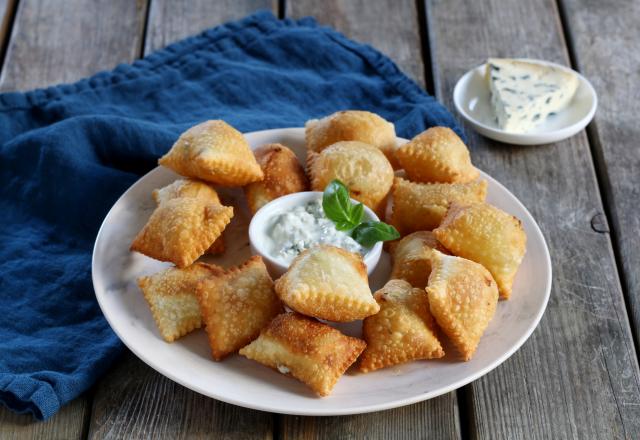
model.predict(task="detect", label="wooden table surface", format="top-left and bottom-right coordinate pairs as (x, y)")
top-left (1, 0), bottom-right (639, 438)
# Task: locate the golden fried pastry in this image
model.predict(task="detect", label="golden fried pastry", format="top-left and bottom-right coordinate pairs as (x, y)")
top-left (308, 141), bottom-right (394, 215)
top-left (395, 127), bottom-right (479, 183)
top-left (426, 251), bottom-right (498, 361)
top-left (137, 263), bottom-right (221, 342)
top-left (305, 110), bottom-right (398, 167)
top-left (152, 178), bottom-right (221, 205)
top-left (196, 256), bottom-right (283, 360)
top-left (244, 143), bottom-right (308, 214)
top-left (130, 198), bottom-right (233, 268)
top-left (433, 202), bottom-right (527, 299)
top-left (390, 177), bottom-right (487, 234)
top-left (389, 231), bottom-right (449, 289)
top-left (152, 178), bottom-right (226, 255)
top-left (239, 312), bottom-right (366, 396)
top-left (158, 120), bottom-right (263, 186)
top-left (360, 280), bottom-right (444, 372)
top-left (275, 245), bottom-right (379, 322)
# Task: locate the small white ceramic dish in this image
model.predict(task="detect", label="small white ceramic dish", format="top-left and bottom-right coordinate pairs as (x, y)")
top-left (248, 191), bottom-right (382, 277)
top-left (92, 127), bottom-right (552, 416)
top-left (453, 58), bottom-right (597, 145)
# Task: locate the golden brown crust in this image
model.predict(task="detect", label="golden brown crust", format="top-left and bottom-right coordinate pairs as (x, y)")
top-left (137, 263), bottom-right (222, 342)
top-left (158, 120), bottom-right (263, 186)
top-left (426, 251), bottom-right (498, 361)
top-left (390, 177), bottom-right (487, 234)
top-left (244, 143), bottom-right (309, 214)
top-left (152, 179), bottom-right (227, 255)
top-left (274, 245), bottom-right (379, 322)
top-left (433, 202), bottom-right (527, 299)
top-left (239, 312), bottom-right (366, 396)
top-left (360, 280), bottom-right (444, 372)
top-left (389, 231), bottom-right (449, 289)
top-left (307, 141), bottom-right (394, 216)
top-left (395, 127), bottom-right (479, 183)
top-left (130, 198), bottom-right (234, 268)
top-left (196, 256), bottom-right (283, 360)
top-left (305, 110), bottom-right (398, 168)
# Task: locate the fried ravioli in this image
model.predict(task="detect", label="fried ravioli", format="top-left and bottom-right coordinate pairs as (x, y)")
top-left (137, 263), bottom-right (222, 342)
top-left (130, 197), bottom-right (233, 267)
top-left (158, 120), bottom-right (263, 186)
top-left (196, 256), bottom-right (283, 360)
top-left (307, 141), bottom-right (394, 216)
top-left (395, 127), bottom-right (479, 183)
top-left (275, 245), bottom-right (379, 322)
top-left (244, 143), bottom-right (308, 214)
top-left (433, 202), bottom-right (527, 299)
top-left (389, 231), bottom-right (449, 289)
top-left (360, 280), bottom-right (444, 372)
top-left (390, 177), bottom-right (487, 234)
top-left (239, 312), bottom-right (366, 396)
top-left (426, 251), bottom-right (499, 360)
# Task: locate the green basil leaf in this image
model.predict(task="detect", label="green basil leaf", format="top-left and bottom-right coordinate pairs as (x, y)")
top-left (352, 221), bottom-right (401, 247)
top-left (322, 179), bottom-right (352, 224)
top-left (349, 202), bottom-right (365, 226)
top-left (334, 219), bottom-right (358, 231)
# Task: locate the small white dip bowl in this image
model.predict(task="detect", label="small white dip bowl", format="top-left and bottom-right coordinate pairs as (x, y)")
top-left (248, 191), bottom-right (383, 278)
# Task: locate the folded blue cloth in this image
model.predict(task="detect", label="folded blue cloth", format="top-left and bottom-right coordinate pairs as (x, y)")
top-left (0, 11), bottom-right (462, 420)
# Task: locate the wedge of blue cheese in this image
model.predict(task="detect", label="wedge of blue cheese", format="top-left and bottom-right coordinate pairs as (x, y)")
top-left (486, 58), bottom-right (579, 133)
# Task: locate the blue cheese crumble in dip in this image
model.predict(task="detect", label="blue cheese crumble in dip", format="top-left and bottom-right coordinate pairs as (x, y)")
top-left (268, 198), bottom-right (366, 264)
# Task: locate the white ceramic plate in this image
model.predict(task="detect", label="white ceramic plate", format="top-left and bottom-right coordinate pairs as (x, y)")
top-left (453, 59), bottom-right (597, 145)
top-left (92, 127), bottom-right (552, 416)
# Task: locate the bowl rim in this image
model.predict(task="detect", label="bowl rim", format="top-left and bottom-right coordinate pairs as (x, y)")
top-left (248, 191), bottom-right (383, 273)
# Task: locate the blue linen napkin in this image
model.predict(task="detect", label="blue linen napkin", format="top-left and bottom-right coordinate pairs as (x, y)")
top-left (0, 11), bottom-right (462, 420)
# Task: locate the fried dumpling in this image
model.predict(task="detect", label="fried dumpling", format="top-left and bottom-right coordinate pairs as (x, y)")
top-left (275, 245), bottom-right (379, 322)
top-left (426, 251), bottom-right (498, 361)
top-left (196, 256), bottom-right (283, 360)
top-left (158, 120), bottom-right (263, 186)
top-left (130, 198), bottom-right (233, 268)
top-left (152, 178), bottom-right (226, 255)
top-left (389, 231), bottom-right (449, 289)
top-left (433, 202), bottom-right (526, 299)
top-left (360, 280), bottom-right (444, 372)
top-left (395, 127), bottom-right (479, 183)
top-left (137, 263), bottom-right (221, 342)
top-left (390, 177), bottom-right (487, 234)
top-left (308, 141), bottom-right (394, 215)
top-left (305, 110), bottom-right (398, 167)
top-left (239, 312), bottom-right (366, 396)
top-left (244, 143), bottom-right (308, 214)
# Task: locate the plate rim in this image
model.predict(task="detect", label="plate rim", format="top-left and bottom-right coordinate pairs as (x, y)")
top-left (453, 58), bottom-right (597, 145)
top-left (91, 127), bottom-right (553, 416)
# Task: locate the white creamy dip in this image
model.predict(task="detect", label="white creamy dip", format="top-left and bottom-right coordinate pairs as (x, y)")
top-left (267, 198), bottom-right (366, 264)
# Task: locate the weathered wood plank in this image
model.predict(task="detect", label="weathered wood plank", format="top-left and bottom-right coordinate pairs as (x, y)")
top-left (287, 0), bottom-right (427, 88)
top-left (426, 0), bottom-right (640, 438)
top-left (281, 1), bottom-right (461, 437)
top-left (144, 0), bottom-right (274, 54)
top-left (0, 1), bottom-right (148, 438)
top-left (87, 2), bottom-right (278, 439)
top-left (0, 0), bottom-right (148, 91)
top-left (87, 354), bottom-right (274, 440)
top-left (560, 0), bottom-right (640, 350)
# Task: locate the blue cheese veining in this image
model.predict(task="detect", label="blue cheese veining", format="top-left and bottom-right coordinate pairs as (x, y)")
top-left (268, 198), bottom-right (366, 264)
top-left (486, 58), bottom-right (579, 133)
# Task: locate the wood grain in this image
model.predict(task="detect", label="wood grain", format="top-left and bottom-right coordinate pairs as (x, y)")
top-left (287, 0), bottom-right (427, 88)
top-left (144, 0), bottom-right (275, 53)
top-left (560, 0), bottom-right (640, 349)
top-left (86, 1), bottom-right (278, 439)
top-left (280, 1), bottom-right (461, 437)
top-left (0, 0), bottom-right (148, 91)
top-left (426, 0), bottom-right (640, 438)
top-left (0, 0), bottom-right (147, 438)
top-left (87, 353), bottom-right (273, 439)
